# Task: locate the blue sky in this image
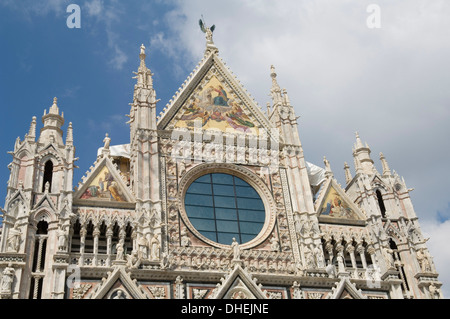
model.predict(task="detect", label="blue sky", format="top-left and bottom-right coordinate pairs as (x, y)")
top-left (1, 0), bottom-right (449, 297)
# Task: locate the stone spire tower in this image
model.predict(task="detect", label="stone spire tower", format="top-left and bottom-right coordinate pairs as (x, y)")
top-left (0, 97), bottom-right (75, 299)
top-left (129, 44), bottom-right (160, 210)
top-left (127, 44), bottom-right (163, 266)
top-left (344, 133), bottom-right (441, 299)
top-left (267, 65), bottom-right (323, 270)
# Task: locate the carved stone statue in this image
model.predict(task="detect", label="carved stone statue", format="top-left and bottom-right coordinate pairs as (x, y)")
top-left (416, 249), bottom-right (432, 273)
top-left (231, 238), bottom-right (241, 260)
top-left (199, 18), bottom-right (215, 46)
top-left (6, 222), bottom-right (21, 253)
top-left (313, 246), bottom-right (326, 268)
top-left (57, 225), bottom-right (68, 252)
top-left (428, 283), bottom-right (441, 299)
top-left (0, 264), bottom-right (15, 297)
top-left (126, 250), bottom-right (141, 269)
top-left (180, 229), bottom-right (191, 247)
top-left (137, 235), bottom-right (149, 260)
top-left (383, 247), bottom-right (395, 269)
top-left (116, 239), bottom-right (125, 261)
top-left (112, 289), bottom-right (126, 299)
top-left (270, 236), bottom-right (280, 252)
top-left (150, 234), bottom-right (160, 260)
top-left (103, 133), bottom-right (111, 150)
top-left (336, 251), bottom-right (345, 273)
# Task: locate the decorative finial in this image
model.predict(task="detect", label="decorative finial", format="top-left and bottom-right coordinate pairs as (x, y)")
top-left (103, 133), bottom-right (111, 150)
top-left (379, 152), bottom-right (391, 176)
top-left (66, 122), bottom-right (73, 145)
top-left (344, 162), bottom-right (352, 184)
top-left (49, 96), bottom-right (60, 115)
top-left (270, 65), bottom-right (282, 105)
top-left (199, 17), bottom-right (217, 54)
top-left (140, 44), bottom-right (145, 56)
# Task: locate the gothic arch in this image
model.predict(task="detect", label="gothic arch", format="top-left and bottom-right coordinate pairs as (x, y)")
top-left (7, 197), bottom-right (26, 219)
top-left (30, 207), bottom-right (56, 226)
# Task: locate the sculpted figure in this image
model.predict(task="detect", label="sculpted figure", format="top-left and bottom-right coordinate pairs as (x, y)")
top-left (150, 234), bottom-right (160, 260)
top-left (57, 225), bottom-right (68, 252)
top-left (231, 238), bottom-right (241, 260)
top-left (116, 239), bottom-right (125, 261)
top-left (0, 264), bottom-right (15, 295)
top-left (7, 222), bottom-right (21, 252)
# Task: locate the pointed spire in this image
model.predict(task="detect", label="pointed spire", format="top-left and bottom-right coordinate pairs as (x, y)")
top-left (354, 131), bottom-right (364, 150)
top-left (344, 162), bottom-right (352, 184)
top-left (270, 65), bottom-right (283, 106)
top-left (49, 97), bottom-right (60, 115)
top-left (354, 155), bottom-right (363, 174)
top-left (282, 88), bottom-right (291, 106)
top-left (380, 152), bottom-right (391, 176)
top-left (133, 44), bottom-right (153, 89)
top-left (66, 122), bottom-right (73, 145)
top-left (39, 96), bottom-right (65, 146)
top-left (27, 116), bottom-right (37, 141)
top-left (324, 156), bottom-right (333, 177)
top-left (352, 131), bottom-right (375, 175)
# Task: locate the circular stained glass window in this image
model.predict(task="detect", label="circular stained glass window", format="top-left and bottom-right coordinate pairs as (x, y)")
top-left (184, 173), bottom-right (266, 245)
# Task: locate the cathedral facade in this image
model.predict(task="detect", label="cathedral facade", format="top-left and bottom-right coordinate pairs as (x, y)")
top-left (0, 27), bottom-right (442, 300)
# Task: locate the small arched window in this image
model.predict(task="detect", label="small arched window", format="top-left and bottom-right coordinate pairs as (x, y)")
top-left (376, 189), bottom-right (386, 218)
top-left (42, 160), bottom-right (53, 192)
top-left (30, 220), bottom-right (49, 299)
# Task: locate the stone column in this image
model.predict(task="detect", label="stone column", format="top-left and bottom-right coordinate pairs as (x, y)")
top-left (325, 242), bottom-right (334, 265)
top-left (93, 225), bottom-right (100, 266)
top-left (346, 244), bottom-right (357, 269)
top-left (357, 244), bottom-right (368, 269)
top-left (106, 226), bottom-right (113, 267)
top-left (79, 226), bottom-right (86, 266)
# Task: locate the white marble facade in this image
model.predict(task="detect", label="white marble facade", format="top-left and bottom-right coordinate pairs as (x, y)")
top-left (0, 26), bottom-right (442, 299)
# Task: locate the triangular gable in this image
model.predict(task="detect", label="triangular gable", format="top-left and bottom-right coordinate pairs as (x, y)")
top-left (5, 190), bottom-right (28, 211)
top-left (33, 193), bottom-right (57, 211)
top-left (327, 277), bottom-right (366, 299)
top-left (370, 174), bottom-right (389, 190)
top-left (316, 178), bottom-right (366, 225)
top-left (158, 52), bottom-right (278, 141)
top-left (383, 220), bottom-right (405, 243)
top-left (88, 266), bottom-right (149, 299)
top-left (73, 156), bottom-right (135, 206)
top-left (210, 264), bottom-right (267, 299)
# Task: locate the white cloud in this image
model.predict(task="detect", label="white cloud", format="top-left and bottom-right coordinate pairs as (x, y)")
top-left (161, 0), bottom-right (450, 217)
top-left (82, 0), bottom-right (128, 70)
top-left (157, 0), bottom-right (450, 296)
top-left (85, 0), bottom-right (102, 17)
top-left (421, 219), bottom-right (450, 298)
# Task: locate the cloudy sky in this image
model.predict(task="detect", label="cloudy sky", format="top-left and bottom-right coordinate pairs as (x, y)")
top-left (0, 0), bottom-right (449, 297)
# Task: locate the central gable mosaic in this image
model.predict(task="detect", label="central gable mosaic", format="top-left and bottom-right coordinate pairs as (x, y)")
top-left (174, 75), bottom-right (259, 134)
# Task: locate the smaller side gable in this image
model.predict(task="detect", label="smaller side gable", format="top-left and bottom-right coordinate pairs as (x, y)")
top-left (88, 266), bottom-right (149, 299)
top-left (327, 277), bottom-right (366, 299)
top-left (315, 178), bottom-right (366, 225)
top-left (73, 156), bottom-right (135, 207)
top-left (210, 264), bottom-right (267, 299)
